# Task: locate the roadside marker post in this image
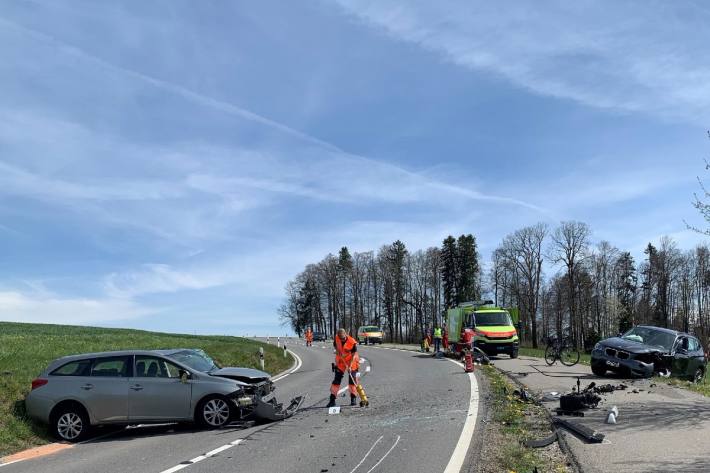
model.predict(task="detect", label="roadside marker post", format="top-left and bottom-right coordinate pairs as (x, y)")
top-left (283, 344), bottom-right (288, 358)
top-left (259, 347), bottom-right (265, 371)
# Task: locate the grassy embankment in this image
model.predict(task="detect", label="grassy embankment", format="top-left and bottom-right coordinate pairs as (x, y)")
top-left (480, 365), bottom-right (569, 473)
top-left (0, 321), bottom-right (293, 457)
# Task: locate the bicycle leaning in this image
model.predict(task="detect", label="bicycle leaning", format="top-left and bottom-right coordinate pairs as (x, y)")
top-left (544, 336), bottom-right (580, 366)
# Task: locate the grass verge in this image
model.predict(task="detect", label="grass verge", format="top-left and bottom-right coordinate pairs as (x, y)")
top-left (654, 372), bottom-right (710, 398)
top-left (480, 365), bottom-right (569, 473)
top-left (0, 321), bottom-right (293, 457)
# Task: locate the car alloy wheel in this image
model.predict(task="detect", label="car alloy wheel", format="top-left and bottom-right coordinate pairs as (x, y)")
top-left (57, 412), bottom-right (84, 441)
top-left (203, 398), bottom-right (231, 427)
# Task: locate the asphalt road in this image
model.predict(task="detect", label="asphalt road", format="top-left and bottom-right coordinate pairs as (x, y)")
top-left (2, 339), bottom-right (479, 473)
top-left (494, 355), bottom-right (710, 473)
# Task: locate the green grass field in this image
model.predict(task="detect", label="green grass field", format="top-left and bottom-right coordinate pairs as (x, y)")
top-left (0, 322), bottom-right (293, 457)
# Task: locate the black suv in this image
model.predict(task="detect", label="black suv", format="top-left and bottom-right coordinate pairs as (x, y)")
top-left (591, 325), bottom-right (706, 381)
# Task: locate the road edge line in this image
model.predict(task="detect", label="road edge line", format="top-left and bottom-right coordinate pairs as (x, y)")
top-left (443, 357), bottom-right (479, 473)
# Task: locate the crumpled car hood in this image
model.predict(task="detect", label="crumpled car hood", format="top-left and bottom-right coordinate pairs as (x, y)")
top-left (600, 337), bottom-right (667, 354)
top-left (210, 367), bottom-right (271, 384)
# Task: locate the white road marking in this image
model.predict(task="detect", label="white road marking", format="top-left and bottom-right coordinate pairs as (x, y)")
top-left (271, 349), bottom-right (302, 382)
top-left (443, 358), bottom-right (479, 473)
top-left (365, 435), bottom-right (400, 473)
top-left (348, 435), bottom-right (383, 473)
top-left (0, 460), bottom-right (23, 468)
top-left (158, 440), bottom-right (243, 473)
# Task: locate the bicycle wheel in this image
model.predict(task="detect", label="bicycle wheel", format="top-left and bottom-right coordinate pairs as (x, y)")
top-left (544, 345), bottom-right (557, 365)
top-left (560, 346), bottom-right (580, 366)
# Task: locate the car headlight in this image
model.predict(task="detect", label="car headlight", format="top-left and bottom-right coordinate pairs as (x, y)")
top-left (593, 343), bottom-right (601, 351)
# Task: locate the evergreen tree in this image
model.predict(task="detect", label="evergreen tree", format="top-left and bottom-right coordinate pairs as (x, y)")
top-left (614, 252), bottom-right (637, 333)
top-left (338, 246), bottom-right (353, 332)
top-left (441, 236), bottom-right (458, 308)
top-left (456, 234), bottom-right (480, 304)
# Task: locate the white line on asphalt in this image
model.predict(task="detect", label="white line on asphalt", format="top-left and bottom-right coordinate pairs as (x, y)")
top-left (442, 358), bottom-right (479, 473)
top-left (272, 349), bottom-right (302, 382)
top-left (0, 460), bottom-right (23, 468)
top-left (365, 435), bottom-right (400, 473)
top-left (158, 440), bottom-right (243, 473)
top-left (349, 435), bottom-right (383, 473)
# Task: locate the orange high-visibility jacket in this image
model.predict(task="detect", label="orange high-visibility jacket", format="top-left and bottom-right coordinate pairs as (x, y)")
top-left (305, 329), bottom-right (313, 341)
top-left (334, 335), bottom-right (359, 372)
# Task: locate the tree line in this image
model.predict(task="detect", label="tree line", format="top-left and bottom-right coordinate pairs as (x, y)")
top-left (279, 235), bottom-right (479, 344)
top-left (280, 222), bottom-right (710, 349)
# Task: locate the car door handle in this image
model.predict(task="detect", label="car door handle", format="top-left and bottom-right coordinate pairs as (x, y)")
top-left (80, 384), bottom-right (94, 390)
top-left (130, 384), bottom-right (143, 391)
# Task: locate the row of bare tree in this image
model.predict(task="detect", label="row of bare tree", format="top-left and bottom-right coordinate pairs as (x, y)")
top-left (492, 222), bottom-right (710, 349)
top-left (280, 222), bottom-right (710, 348)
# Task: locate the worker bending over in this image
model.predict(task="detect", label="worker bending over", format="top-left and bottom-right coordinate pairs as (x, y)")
top-left (327, 328), bottom-right (360, 407)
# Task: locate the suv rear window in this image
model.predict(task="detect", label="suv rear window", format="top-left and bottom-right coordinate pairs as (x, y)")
top-left (51, 359), bottom-right (92, 377)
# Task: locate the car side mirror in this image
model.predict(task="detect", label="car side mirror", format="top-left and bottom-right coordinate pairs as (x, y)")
top-left (179, 370), bottom-right (190, 383)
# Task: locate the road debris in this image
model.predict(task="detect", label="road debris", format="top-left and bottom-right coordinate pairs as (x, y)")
top-left (553, 418), bottom-right (605, 443)
top-left (524, 432), bottom-right (558, 448)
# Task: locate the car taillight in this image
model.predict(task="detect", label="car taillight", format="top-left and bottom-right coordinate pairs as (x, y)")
top-left (31, 378), bottom-right (48, 390)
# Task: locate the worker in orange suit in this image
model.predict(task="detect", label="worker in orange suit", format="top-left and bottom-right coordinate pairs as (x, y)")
top-left (327, 328), bottom-right (360, 407)
top-left (305, 328), bottom-right (313, 347)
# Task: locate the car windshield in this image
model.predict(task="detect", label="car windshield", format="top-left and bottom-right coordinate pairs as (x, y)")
top-left (362, 326), bottom-right (380, 332)
top-left (621, 327), bottom-right (676, 351)
top-left (166, 349), bottom-right (220, 372)
top-left (472, 311), bottom-right (512, 327)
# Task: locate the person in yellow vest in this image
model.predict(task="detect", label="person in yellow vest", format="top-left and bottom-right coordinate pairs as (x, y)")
top-left (327, 328), bottom-right (360, 407)
top-left (433, 325), bottom-right (443, 352)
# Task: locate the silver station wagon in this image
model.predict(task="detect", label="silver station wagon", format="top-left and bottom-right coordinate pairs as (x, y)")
top-left (26, 349), bottom-right (302, 442)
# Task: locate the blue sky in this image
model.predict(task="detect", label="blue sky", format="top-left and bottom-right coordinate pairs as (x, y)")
top-left (1, 0), bottom-right (708, 335)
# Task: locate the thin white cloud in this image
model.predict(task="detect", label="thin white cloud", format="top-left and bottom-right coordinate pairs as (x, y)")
top-left (0, 15), bottom-right (543, 215)
top-left (333, 0), bottom-right (710, 122)
top-left (0, 290), bottom-right (154, 325)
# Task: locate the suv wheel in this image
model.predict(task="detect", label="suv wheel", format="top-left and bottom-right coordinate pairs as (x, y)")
top-left (52, 405), bottom-right (90, 442)
top-left (198, 397), bottom-right (232, 428)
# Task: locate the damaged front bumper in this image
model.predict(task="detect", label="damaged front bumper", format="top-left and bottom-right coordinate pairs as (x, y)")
top-left (591, 348), bottom-right (659, 377)
top-left (228, 381), bottom-right (304, 422)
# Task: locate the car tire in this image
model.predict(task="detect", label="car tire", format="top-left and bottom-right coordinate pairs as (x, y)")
top-left (591, 364), bottom-right (607, 377)
top-left (196, 396), bottom-right (233, 428)
top-left (51, 403), bottom-right (91, 442)
top-left (510, 349), bottom-right (519, 359)
top-left (693, 367), bottom-right (705, 384)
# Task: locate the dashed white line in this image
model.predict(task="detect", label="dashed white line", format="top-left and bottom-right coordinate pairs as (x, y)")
top-left (158, 440), bottom-right (243, 473)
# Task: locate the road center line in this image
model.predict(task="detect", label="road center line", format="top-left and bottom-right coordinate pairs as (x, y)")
top-left (349, 435), bottom-right (384, 473)
top-left (158, 440), bottom-right (243, 473)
